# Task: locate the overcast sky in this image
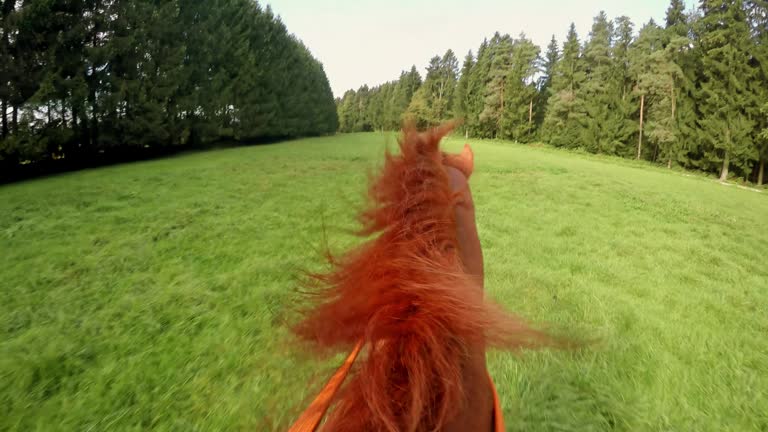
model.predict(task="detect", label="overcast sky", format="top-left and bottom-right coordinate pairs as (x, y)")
top-left (267, 0), bottom-right (697, 97)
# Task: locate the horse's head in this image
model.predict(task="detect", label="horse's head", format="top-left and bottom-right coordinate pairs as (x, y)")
top-left (292, 122), bottom-right (564, 432)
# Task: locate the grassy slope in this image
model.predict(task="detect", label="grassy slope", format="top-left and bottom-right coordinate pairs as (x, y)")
top-left (1, 133), bottom-right (766, 431)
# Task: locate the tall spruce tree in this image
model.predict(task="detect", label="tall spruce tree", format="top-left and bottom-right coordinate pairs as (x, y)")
top-left (405, 50), bottom-right (459, 127)
top-left (391, 66), bottom-right (422, 127)
top-left (697, 0), bottom-right (756, 180)
top-left (541, 23), bottom-right (585, 147)
top-left (576, 11), bottom-right (634, 155)
top-left (536, 35), bottom-right (559, 129)
top-left (453, 50), bottom-right (475, 137)
top-left (479, 33), bottom-right (514, 138)
top-left (500, 33), bottom-right (540, 142)
top-left (613, 16), bottom-right (640, 158)
top-left (745, 0), bottom-right (768, 184)
top-left (661, 0), bottom-right (702, 170)
top-left (435, 49), bottom-right (459, 120)
top-left (630, 20), bottom-right (665, 160)
top-left (466, 39), bottom-right (492, 137)
top-left (646, 37), bottom-right (687, 167)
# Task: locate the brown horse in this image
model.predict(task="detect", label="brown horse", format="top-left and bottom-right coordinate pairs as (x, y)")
top-left (289, 123), bottom-right (557, 432)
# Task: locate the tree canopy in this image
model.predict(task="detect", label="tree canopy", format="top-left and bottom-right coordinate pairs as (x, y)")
top-left (337, 0), bottom-right (768, 183)
top-left (1, 0), bottom-right (338, 177)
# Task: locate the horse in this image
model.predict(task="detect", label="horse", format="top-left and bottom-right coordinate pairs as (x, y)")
top-left (288, 123), bottom-right (559, 432)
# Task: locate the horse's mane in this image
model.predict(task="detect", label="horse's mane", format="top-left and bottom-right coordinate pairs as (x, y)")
top-left (293, 123), bottom-right (554, 432)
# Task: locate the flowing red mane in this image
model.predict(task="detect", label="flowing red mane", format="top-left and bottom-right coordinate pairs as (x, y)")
top-left (293, 124), bottom-right (554, 432)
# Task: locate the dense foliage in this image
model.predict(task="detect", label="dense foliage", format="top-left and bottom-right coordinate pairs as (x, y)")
top-left (337, 0), bottom-right (768, 183)
top-left (0, 0), bottom-right (338, 176)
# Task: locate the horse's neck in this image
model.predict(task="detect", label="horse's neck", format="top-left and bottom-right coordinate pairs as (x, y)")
top-left (444, 348), bottom-right (494, 432)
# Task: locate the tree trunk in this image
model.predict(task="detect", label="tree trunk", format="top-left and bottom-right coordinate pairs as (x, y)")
top-left (498, 81), bottom-right (504, 135)
top-left (89, 98), bottom-right (98, 148)
top-left (88, 28), bottom-right (99, 149)
top-left (720, 151), bottom-right (730, 182)
top-left (500, 82), bottom-right (505, 112)
top-left (670, 83), bottom-right (676, 119)
top-left (528, 99), bottom-right (533, 132)
top-left (12, 104), bottom-right (18, 132)
top-left (437, 82), bottom-right (444, 119)
top-left (465, 129), bottom-right (468, 139)
top-left (1, 98), bottom-right (7, 138)
top-left (669, 83), bottom-right (676, 170)
top-left (89, 64), bottom-right (98, 148)
top-left (758, 158), bottom-right (764, 186)
top-left (637, 94), bottom-right (644, 160)
top-left (61, 99), bottom-right (68, 128)
top-left (71, 102), bottom-right (78, 130)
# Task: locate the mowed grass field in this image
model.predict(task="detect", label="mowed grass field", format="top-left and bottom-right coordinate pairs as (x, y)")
top-left (1, 132), bottom-right (767, 431)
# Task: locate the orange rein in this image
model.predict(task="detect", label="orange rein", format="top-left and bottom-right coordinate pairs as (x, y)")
top-left (287, 341), bottom-right (363, 432)
top-left (287, 340), bottom-right (505, 432)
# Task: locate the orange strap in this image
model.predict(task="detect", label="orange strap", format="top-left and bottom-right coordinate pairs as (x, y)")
top-left (287, 340), bottom-right (504, 432)
top-left (488, 371), bottom-right (505, 432)
top-left (287, 341), bottom-right (363, 432)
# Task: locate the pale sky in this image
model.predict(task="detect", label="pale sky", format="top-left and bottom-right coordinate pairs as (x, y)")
top-left (266, 0), bottom-right (697, 97)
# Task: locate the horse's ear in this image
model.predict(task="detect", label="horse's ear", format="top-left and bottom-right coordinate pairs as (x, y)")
top-left (460, 143), bottom-right (474, 175)
top-left (443, 143), bottom-right (474, 179)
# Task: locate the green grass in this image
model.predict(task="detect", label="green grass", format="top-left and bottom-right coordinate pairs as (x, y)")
top-left (1, 132), bottom-right (767, 431)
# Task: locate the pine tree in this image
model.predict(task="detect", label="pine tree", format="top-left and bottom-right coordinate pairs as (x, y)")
top-left (0, 0), bottom-right (12, 141)
top-left (613, 16), bottom-right (640, 158)
top-left (435, 49), bottom-right (459, 120)
top-left (535, 35), bottom-right (559, 128)
top-left (404, 86), bottom-right (432, 129)
top-left (405, 50), bottom-right (458, 127)
top-left (697, 0), bottom-right (757, 180)
top-left (338, 90), bottom-right (357, 132)
top-left (541, 23), bottom-right (585, 147)
top-left (630, 20), bottom-right (665, 160)
top-left (614, 16), bottom-right (635, 100)
top-left (1, 0), bottom-right (339, 173)
top-left (479, 33), bottom-right (514, 138)
top-left (660, 0), bottom-right (703, 170)
top-left (666, 0), bottom-right (689, 38)
top-left (646, 38), bottom-right (687, 167)
top-left (576, 11), bottom-right (634, 155)
top-left (539, 35), bottom-right (560, 98)
top-left (452, 51), bottom-right (474, 136)
top-left (391, 66), bottom-right (421, 127)
top-left (466, 39), bottom-right (492, 137)
top-left (406, 56), bottom-right (441, 127)
top-left (500, 33), bottom-right (540, 142)
top-left (745, 0), bottom-right (767, 184)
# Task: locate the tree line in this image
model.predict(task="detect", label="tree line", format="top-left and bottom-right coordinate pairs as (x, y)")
top-left (337, 0), bottom-right (768, 184)
top-left (0, 0), bottom-right (338, 178)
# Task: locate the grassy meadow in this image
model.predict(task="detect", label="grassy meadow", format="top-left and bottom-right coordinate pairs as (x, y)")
top-left (1, 132), bottom-right (767, 431)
